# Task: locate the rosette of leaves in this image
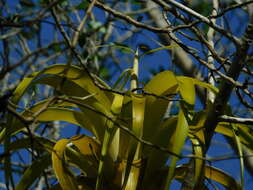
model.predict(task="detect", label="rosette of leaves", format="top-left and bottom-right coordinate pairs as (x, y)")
top-left (1, 62), bottom-right (250, 190)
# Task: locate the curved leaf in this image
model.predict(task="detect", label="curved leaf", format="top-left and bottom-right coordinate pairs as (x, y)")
top-left (11, 64), bottom-right (112, 108)
top-left (9, 97), bottom-right (107, 141)
top-left (8, 137), bottom-right (54, 153)
top-left (216, 123), bottom-right (253, 152)
top-left (142, 117), bottom-right (177, 189)
top-left (52, 139), bottom-right (79, 190)
top-left (144, 71), bottom-right (178, 96)
top-left (164, 108), bottom-right (189, 190)
top-left (189, 136), bottom-right (204, 186)
top-left (177, 77), bottom-right (195, 106)
top-left (143, 96), bottom-right (170, 142)
top-left (123, 95), bottom-right (145, 190)
top-left (205, 165), bottom-right (241, 190)
top-left (70, 135), bottom-right (100, 174)
top-left (16, 154), bottom-right (51, 190)
top-left (9, 107), bottom-right (97, 137)
top-left (175, 165), bottom-right (241, 190)
top-left (232, 124), bottom-right (244, 188)
top-left (96, 94), bottom-right (124, 190)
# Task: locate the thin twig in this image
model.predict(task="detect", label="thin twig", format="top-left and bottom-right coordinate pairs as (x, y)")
top-left (219, 115), bottom-right (253, 125)
top-left (72, 0), bottom-right (97, 46)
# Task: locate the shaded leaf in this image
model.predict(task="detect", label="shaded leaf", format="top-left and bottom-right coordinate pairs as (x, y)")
top-left (52, 139), bottom-right (79, 190)
top-left (16, 154), bottom-right (51, 190)
top-left (164, 109), bottom-right (188, 190)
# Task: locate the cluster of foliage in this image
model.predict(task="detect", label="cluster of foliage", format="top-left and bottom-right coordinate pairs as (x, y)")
top-left (1, 0), bottom-right (253, 190)
top-left (3, 60), bottom-right (246, 190)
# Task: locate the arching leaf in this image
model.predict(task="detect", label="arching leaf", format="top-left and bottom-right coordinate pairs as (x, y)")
top-left (122, 95), bottom-right (145, 190)
top-left (144, 71), bottom-right (178, 96)
top-left (177, 77), bottom-right (195, 106)
top-left (142, 117), bottom-right (177, 190)
top-left (52, 139), bottom-right (79, 190)
top-left (11, 64), bottom-right (112, 108)
top-left (96, 94), bottom-right (124, 190)
top-left (164, 108), bottom-right (189, 190)
top-left (175, 165), bottom-right (241, 190)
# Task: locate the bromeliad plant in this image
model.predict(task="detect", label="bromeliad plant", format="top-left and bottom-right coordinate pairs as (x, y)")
top-left (1, 52), bottom-right (251, 190)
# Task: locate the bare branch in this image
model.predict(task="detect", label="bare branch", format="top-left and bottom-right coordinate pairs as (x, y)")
top-left (219, 115), bottom-right (253, 125)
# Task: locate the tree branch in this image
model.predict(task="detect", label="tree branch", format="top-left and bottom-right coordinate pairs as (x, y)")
top-left (219, 115), bottom-right (253, 125)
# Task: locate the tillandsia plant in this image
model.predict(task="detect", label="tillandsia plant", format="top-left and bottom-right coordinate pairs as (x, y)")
top-left (1, 50), bottom-right (251, 190)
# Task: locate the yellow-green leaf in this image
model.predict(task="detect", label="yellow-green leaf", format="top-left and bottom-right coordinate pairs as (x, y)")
top-left (175, 165), bottom-right (241, 190)
top-left (177, 77), bottom-right (195, 105)
top-left (11, 64), bottom-right (112, 108)
top-left (142, 117), bottom-right (177, 190)
top-left (140, 44), bottom-right (179, 57)
top-left (96, 94), bottom-right (124, 190)
top-left (205, 165), bottom-right (241, 190)
top-left (122, 95), bottom-right (145, 190)
top-left (144, 71), bottom-right (178, 96)
top-left (143, 96), bottom-right (170, 142)
top-left (189, 136), bottom-right (204, 185)
top-left (192, 78), bottom-right (218, 94)
top-left (164, 109), bottom-right (188, 190)
top-left (232, 124), bottom-right (244, 188)
top-left (52, 139), bottom-right (79, 190)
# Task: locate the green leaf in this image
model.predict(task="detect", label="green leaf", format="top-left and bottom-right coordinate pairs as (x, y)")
top-left (216, 123), bottom-right (253, 152)
top-left (16, 154), bottom-right (51, 190)
top-left (11, 64), bottom-right (112, 109)
top-left (8, 137), bottom-right (54, 153)
top-left (144, 71), bottom-right (178, 96)
top-left (96, 94), bottom-right (124, 190)
top-left (140, 44), bottom-right (179, 57)
top-left (112, 69), bottom-right (132, 90)
top-left (66, 138), bottom-right (98, 178)
top-left (191, 78), bottom-right (218, 94)
top-left (177, 77), bottom-right (195, 106)
top-left (232, 124), bottom-right (244, 188)
top-left (52, 139), bottom-right (79, 190)
top-left (175, 165), bottom-right (241, 190)
top-left (122, 95), bottom-right (145, 189)
top-left (143, 96), bottom-right (170, 143)
top-left (205, 166), bottom-right (242, 190)
top-left (142, 117), bottom-right (177, 190)
top-left (164, 108), bottom-right (188, 190)
top-left (8, 106), bottom-right (104, 140)
top-left (71, 135), bottom-right (100, 159)
top-left (189, 136), bottom-right (204, 185)
top-left (75, 1), bottom-right (89, 9)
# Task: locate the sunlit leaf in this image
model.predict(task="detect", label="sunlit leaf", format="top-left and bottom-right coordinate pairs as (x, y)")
top-left (175, 165), bottom-right (241, 190)
top-left (164, 108), bottom-right (188, 190)
top-left (122, 95), bottom-right (145, 190)
top-left (96, 94), bottom-right (124, 190)
top-left (177, 77), bottom-right (195, 106)
top-left (144, 71), bottom-right (178, 96)
top-left (11, 64), bottom-right (112, 108)
top-left (189, 136), bottom-right (204, 186)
